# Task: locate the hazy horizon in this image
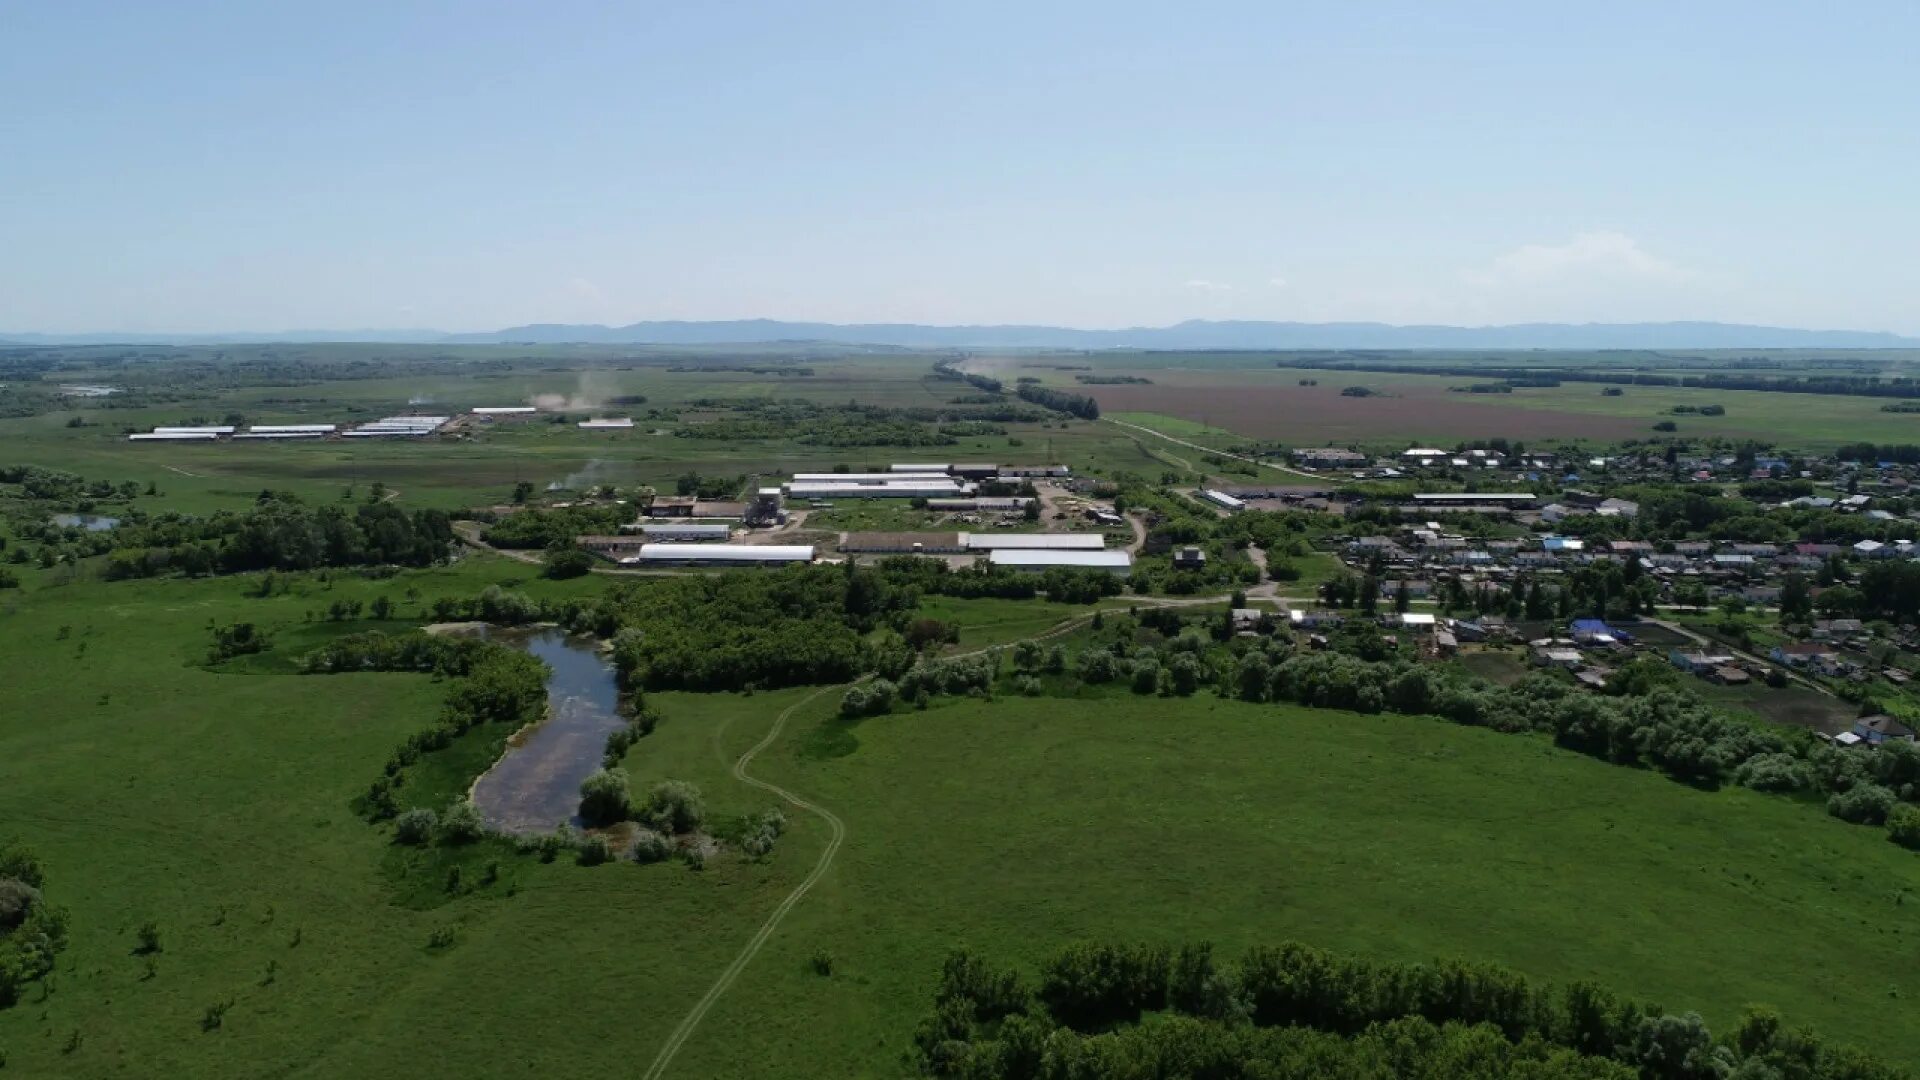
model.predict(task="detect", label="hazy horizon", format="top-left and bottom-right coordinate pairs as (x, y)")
top-left (6, 2), bottom-right (1919, 334)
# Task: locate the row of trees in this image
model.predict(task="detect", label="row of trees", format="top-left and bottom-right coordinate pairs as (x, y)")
top-left (99, 498), bottom-right (452, 578)
top-left (301, 631), bottom-right (549, 822)
top-left (1227, 645), bottom-right (1920, 840)
top-left (1014, 383), bottom-right (1101, 420)
top-left (918, 940), bottom-right (1900, 1080)
top-left (841, 654), bottom-right (1000, 717)
top-left (1286, 356), bottom-right (1920, 400)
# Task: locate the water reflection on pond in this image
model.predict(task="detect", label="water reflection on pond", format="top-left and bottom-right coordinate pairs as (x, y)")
top-left (468, 628), bottom-right (625, 835)
top-left (52, 513), bottom-right (120, 531)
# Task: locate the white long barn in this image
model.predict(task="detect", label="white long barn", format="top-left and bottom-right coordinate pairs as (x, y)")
top-left (625, 544), bottom-right (814, 566)
top-left (964, 533), bottom-right (1105, 550)
top-left (790, 472), bottom-right (949, 483)
top-left (786, 481), bottom-right (969, 499)
top-left (989, 549), bottom-right (1132, 576)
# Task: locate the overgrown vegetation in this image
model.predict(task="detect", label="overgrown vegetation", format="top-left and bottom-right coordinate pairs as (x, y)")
top-left (914, 939), bottom-right (1902, 1079)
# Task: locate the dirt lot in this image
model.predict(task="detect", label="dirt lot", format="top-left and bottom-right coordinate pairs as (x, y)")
top-left (1086, 382), bottom-right (1641, 444)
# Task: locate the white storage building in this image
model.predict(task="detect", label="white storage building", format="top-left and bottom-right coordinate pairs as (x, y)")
top-left (344, 416), bottom-right (450, 437)
top-left (129, 431), bottom-right (222, 442)
top-left (578, 418), bottom-right (635, 429)
top-left (791, 472), bottom-right (949, 483)
top-left (964, 533), bottom-right (1104, 551)
top-left (785, 481), bottom-right (968, 500)
top-left (988, 549), bottom-right (1132, 576)
top-left (628, 522), bottom-right (731, 541)
top-left (627, 544), bottom-right (814, 566)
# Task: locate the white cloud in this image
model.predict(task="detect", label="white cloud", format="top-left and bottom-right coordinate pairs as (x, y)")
top-left (1184, 279), bottom-right (1233, 294)
top-left (1467, 231), bottom-right (1695, 288)
top-left (567, 276), bottom-right (607, 302)
top-left (1267, 277), bottom-right (1289, 289)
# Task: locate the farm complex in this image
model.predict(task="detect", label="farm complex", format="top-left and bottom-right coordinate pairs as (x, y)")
top-left (8, 343), bottom-right (1920, 1079)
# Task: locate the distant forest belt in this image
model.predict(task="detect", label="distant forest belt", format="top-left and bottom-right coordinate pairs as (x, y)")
top-left (1280, 360), bottom-right (1920, 399)
top-left (1084, 383), bottom-right (1638, 443)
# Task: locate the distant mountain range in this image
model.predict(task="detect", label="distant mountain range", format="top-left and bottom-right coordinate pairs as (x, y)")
top-left (6, 320), bottom-right (1919, 350)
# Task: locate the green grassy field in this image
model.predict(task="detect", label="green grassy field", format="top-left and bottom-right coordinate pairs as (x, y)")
top-left (0, 351), bottom-right (1189, 516)
top-left (5, 561), bottom-right (1920, 1075)
top-left (13, 343), bottom-right (1920, 1077)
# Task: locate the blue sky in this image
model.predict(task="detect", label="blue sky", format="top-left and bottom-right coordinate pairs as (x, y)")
top-left (4, 1), bottom-right (1918, 333)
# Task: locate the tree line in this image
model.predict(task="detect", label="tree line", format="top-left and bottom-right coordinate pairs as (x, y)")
top-left (1014, 382), bottom-right (1101, 419)
top-left (301, 630), bottom-right (549, 822)
top-left (95, 497), bottom-right (451, 579)
top-left (915, 938), bottom-right (1904, 1080)
top-left (1282, 357), bottom-right (1920, 400)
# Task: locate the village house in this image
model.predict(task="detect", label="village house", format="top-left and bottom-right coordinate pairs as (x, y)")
top-left (1852, 715), bottom-right (1919, 745)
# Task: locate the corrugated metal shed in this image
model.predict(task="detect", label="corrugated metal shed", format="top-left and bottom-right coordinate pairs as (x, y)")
top-left (988, 549), bottom-right (1132, 574)
top-left (964, 533), bottom-right (1104, 550)
top-left (633, 544), bottom-right (814, 564)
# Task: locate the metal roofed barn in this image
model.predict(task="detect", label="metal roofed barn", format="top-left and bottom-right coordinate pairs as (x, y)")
top-left (629, 544), bottom-right (814, 565)
top-left (964, 533), bottom-right (1105, 550)
top-left (987, 549), bottom-right (1132, 575)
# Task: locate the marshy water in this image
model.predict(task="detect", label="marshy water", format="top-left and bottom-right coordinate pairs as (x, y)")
top-left (52, 513), bottom-right (120, 531)
top-left (467, 628), bottom-right (627, 835)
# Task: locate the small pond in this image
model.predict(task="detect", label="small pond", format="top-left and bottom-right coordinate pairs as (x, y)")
top-left (468, 628), bottom-right (628, 835)
top-left (52, 513), bottom-right (120, 531)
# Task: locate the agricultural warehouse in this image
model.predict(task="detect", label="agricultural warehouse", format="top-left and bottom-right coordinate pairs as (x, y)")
top-left (792, 472), bottom-right (949, 483)
top-left (1411, 492), bottom-right (1537, 505)
top-left (344, 415), bottom-right (450, 437)
top-left (577, 535), bottom-right (647, 559)
top-left (987, 549), bottom-right (1132, 575)
top-left (1200, 488), bottom-right (1246, 511)
top-left (128, 430), bottom-right (222, 441)
top-left (622, 522), bottom-right (731, 541)
top-left (963, 533), bottom-right (1105, 550)
top-left (784, 480), bottom-right (970, 500)
top-left (926, 497), bottom-right (1034, 511)
top-left (624, 543), bottom-right (815, 566)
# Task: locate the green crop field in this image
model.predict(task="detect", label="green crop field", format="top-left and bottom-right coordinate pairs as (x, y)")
top-left (4, 558), bottom-right (1920, 1075)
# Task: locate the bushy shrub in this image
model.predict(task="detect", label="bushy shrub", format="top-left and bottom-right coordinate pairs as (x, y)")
top-left (437, 799), bottom-right (487, 844)
top-left (631, 829), bottom-right (674, 864)
top-left (1040, 942), bottom-right (1171, 1031)
top-left (840, 678), bottom-right (897, 718)
top-left (740, 806), bottom-right (787, 859)
top-left (543, 547), bottom-right (594, 579)
top-left (1887, 803), bottom-right (1920, 850)
top-left (1075, 647), bottom-right (1119, 684)
top-left (1827, 783), bottom-right (1896, 825)
top-left (0, 877), bottom-right (39, 929)
top-left (575, 834), bottom-right (615, 865)
top-left (1733, 752), bottom-right (1811, 794)
top-left (641, 780), bottom-right (706, 835)
top-left (393, 807), bottom-right (438, 845)
top-left (578, 767), bottom-right (632, 826)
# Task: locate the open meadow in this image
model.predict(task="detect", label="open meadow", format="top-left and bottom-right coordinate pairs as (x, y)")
top-left (3, 556), bottom-right (1920, 1075)
top-left (9, 343), bottom-right (1920, 1077)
